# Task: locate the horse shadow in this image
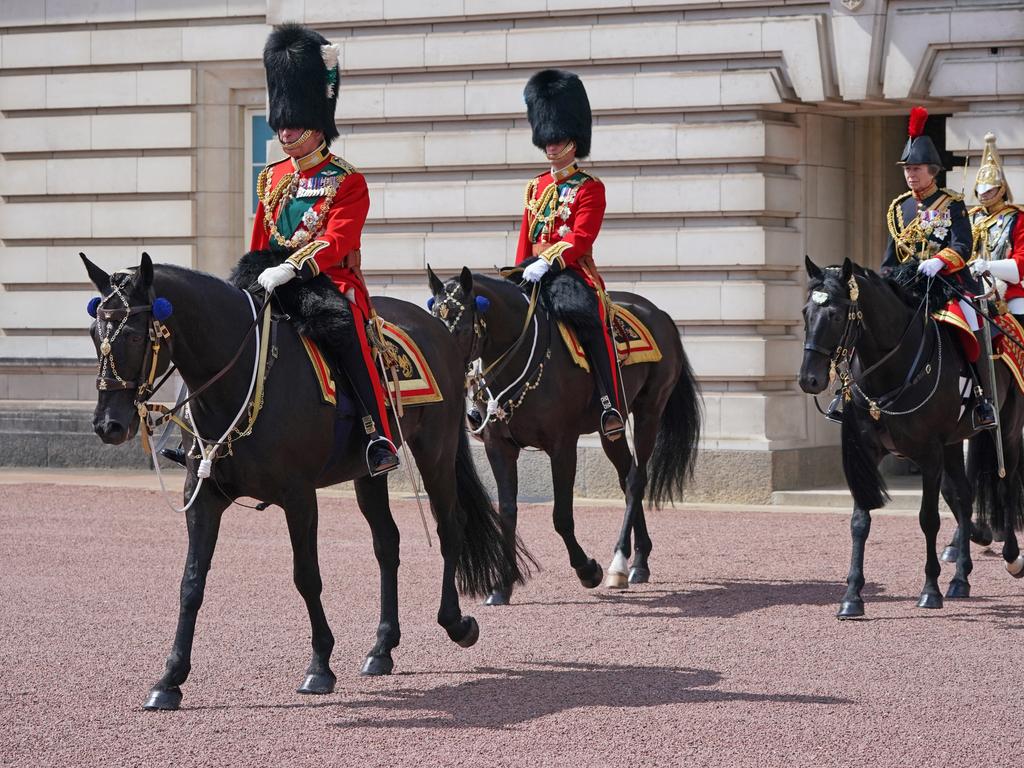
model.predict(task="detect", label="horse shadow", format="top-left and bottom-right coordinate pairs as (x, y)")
top-left (587, 578), bottom-right (895, 620)
top-left (332, 660), bottom-right (851, 730)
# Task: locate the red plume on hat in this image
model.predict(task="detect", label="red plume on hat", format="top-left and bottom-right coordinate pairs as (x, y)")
top-left (908, 106), bottom-right (928, 138)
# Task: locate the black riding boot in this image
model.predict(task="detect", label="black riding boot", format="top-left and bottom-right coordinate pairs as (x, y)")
top-left (971, 331), bottom-right (997, 430)
top-left (336, 339), bottom-right (400, 476)
top-left (579, 330), bottom-right (625, 440)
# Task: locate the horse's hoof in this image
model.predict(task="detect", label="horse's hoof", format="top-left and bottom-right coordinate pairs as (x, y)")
top-left (836, 600), bottom-right (864, 620)
top-left (143, 686), bottom-right (182, 711)
top-left (940, 546), bottom-right (959, 563)
top-left (604, 569), bottom-right (629, 589)
top-left (576, 559), bottom-right (603, 589)
top-left (297, 671), bottom-right (336, 694)
top-left (360, 654), bottom-right (394, 677)
top-left (917, 592), bottom-right (943, 609)
top-left (945, 580), bottom-right (971, 599)
top-left (1007, 555), bottom-right (1024, 578)
top-left (628, 567), bottom-right (650, 584)
top-left (454, 616), bottom-right (480, 649)
top-left (484, 590), bottom-right (510, 606)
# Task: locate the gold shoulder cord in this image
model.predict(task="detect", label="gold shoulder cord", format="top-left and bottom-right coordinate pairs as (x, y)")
top-left (525, 179), bottom-right (561, 237)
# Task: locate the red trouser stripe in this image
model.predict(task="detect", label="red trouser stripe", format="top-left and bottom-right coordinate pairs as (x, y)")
top-left (351, 304), bottom-right (393, 442)
top-left (597, 299), bottom-right (621, 409)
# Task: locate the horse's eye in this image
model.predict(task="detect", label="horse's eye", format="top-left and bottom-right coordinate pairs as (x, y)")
top-left (129, 334), bottom-right (144, 344)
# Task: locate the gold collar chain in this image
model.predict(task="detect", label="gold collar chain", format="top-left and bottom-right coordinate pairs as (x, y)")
top-left (261, 170), bottom-right (340, 250)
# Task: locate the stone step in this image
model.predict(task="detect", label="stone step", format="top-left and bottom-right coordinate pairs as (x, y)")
top-left (772, 478), bottom-right (952, 514)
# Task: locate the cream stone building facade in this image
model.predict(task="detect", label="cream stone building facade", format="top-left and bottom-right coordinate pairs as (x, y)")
top-left (0, 0), bottom-right (1021, 501)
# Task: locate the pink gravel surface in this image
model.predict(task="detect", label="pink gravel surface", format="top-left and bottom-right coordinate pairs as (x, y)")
top-left (2, 482), bottom-right (1023, 768)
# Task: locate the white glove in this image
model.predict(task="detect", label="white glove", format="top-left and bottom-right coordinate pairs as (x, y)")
top-left (257, 263), bottom-right (297, 292)
top-left (917, 257), bottom-right (945, 278)
top-left (980, 259), bottom-right (1022, 284)
top-left (522, 259), bottom-right (551, 283)
top-left (970, 258), bottom-right (990, 277)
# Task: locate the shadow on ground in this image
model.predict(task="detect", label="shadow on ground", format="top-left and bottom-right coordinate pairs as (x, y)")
top-left (333, 660), bottom-right (851, 730)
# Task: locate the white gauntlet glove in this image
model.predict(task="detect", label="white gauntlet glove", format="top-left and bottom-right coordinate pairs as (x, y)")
top-left (973, 258), bottom-right (1021, 284)
top-left (257, 263), bottom-right (297, 293)
top-left (522, 259), bottom-right (551, 283)
top-left (917, 257), bottom-right (945, 278)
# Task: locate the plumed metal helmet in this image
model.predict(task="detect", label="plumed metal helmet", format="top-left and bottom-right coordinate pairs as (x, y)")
top-left (898, 106), bottom-right (943, 167)
top-left (263, 23), bottom-right (341, 145)
top-left (975, 132), bottom-right (1013, 203)
top-left (524, 69), bottom-right (593, 159)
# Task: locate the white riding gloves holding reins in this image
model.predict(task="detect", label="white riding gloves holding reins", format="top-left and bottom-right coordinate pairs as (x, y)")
top-left (258, 263), bottom-right (298, 293)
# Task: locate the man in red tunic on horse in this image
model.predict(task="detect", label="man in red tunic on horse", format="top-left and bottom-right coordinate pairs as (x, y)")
top-left (515, 69), bottom-right (625, 440)
top-left (250, 24), bottom-right (399, 476)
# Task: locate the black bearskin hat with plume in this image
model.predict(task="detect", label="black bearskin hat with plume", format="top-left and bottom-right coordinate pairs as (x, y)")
top-left (263, 23), bottom-right (340, 145)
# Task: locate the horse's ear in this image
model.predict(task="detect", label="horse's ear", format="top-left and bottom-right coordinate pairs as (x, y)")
top-left (80, 252), bottom-right (110, 292)
top-left (805, 255), bottom-right (823, 282)
top-left (841, 257), bottom-right (853, 282)
top-left (138, 251), bottom-right (154, 290)
top-left (426, 263), bottom-right (444, 295)
top-left (459, 266), bottom-right (473, 296)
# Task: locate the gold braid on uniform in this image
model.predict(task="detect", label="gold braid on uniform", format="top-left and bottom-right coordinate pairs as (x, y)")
top-left (256, 163), bottom-right (341, 250)
top-left (524, 178), bottom-right (562, 236)
top-left (886, 191), bottom-right (919, 263)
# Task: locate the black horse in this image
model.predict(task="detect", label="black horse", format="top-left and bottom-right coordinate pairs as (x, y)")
top-left (427, 266), bottom-right (701, 604)
top-left (82, 252), bottom-right (531, 710)
top-left (799, 256), bottom-right (1024, 618)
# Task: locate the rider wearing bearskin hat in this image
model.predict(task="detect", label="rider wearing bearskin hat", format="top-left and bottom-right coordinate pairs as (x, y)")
top-left (881, 106), bottom-right (995, 429)
top-left (251, 23), bottom-right (399, 475)
top-left (515, 69), bottom-right (625, 440)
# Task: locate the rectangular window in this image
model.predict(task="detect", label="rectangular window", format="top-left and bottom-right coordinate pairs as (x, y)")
top-left (245, 111), bottom-right (275, 239)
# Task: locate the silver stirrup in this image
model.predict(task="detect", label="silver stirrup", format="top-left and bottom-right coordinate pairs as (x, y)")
top-left (366, 436), bottom-right (400, 477)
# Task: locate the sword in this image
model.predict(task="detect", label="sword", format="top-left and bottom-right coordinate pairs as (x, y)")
top-left (978, 283), bottom-right (1006, 478)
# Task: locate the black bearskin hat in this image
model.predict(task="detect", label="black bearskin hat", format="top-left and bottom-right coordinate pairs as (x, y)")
top-left (263, 23), bottom-right (340, 145)
top-left (524, 69), bottom-right (592, 159)
top-left (898, 106), bottom-right (943, 167)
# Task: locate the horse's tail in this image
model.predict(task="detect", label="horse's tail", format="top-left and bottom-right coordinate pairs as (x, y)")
top-left (453, 430), bottom-right (537, 596)
top-left (648, 345), bottom-right (702, 508)
top-left (972, 432), bottom-right (1024, 533)
top-left (841, 406), bottom-right (889, 510)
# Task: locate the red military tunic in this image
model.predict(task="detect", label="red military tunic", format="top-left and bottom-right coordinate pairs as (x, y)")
top-left (515, 165), bottom-right (620, 404)
top-left (251, 149), bottom-right (372, 313)
top-left (250, 147), bottom-right (391, 439)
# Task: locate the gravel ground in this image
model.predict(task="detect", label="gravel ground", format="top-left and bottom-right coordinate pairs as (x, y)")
top-left (2, 482), bottom-right (1023, 768)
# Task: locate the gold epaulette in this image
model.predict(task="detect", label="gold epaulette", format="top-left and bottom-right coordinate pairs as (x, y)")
top-left (576, 169), bottom-right (599, 183)
top-left (886, 191), bottom-right (913, 240)
top-left (328, 155), bottom-right (357, 176)
top-left (941, 188), bottom-right (964, 202)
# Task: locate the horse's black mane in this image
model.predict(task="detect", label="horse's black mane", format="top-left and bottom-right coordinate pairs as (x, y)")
top-left (818, 263), bottom-right (957, 310)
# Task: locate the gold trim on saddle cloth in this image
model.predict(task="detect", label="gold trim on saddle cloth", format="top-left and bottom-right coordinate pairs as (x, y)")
top-left (931, 308), bottom-right (972, 335)
top-left (994, 314), bottom-right (1024, 394)
top-left (375, 320), bottom-right (444, 407)
top-left (299, 326), bottom-right (443, 409)
top-left (559, 304), bottom-right (663, 372)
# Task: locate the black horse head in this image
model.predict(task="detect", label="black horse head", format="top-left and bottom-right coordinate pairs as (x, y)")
top-left (81, 251), bottom-right (171, 445)
top-left (427, 264), bottom-right (480, 362)
top-left (799, 255), bottom-right (860, 395)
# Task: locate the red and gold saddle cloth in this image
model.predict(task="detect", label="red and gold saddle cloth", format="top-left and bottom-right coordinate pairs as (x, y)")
top-left (993, 313), bottom-right (1024, 394)
top-left (560, 304), bottom-right (663, 372)
top-left (300, 319), bottom-right (443, 408)
top-left (932, 300), bottom-right (980, 363)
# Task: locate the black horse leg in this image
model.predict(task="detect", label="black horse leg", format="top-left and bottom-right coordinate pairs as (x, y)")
top-left (625, 410), bottom-right (660, 584)
top-left (484, 437), bottom-right (521, 606)
top-left (281, 490), bottom-right (337, 693)
top-left (353, 474), bottom-right (401, 676)
top-left (144, 485), bottom-right (229, 710)
top-left (601, 434), bottom-right (642, 589)
top-left (917, 462), bottom-right (944, 609)
top-left (838, 504), bottom-right (872, 619)
top-left (1000, 440), bottom-right (1024, 579)
top-left (939, 444), bottom-right (973, 598)
top-left (550, 444), bottom-right (602, 588)
top-left (413, 445), bottom-right (478, 648)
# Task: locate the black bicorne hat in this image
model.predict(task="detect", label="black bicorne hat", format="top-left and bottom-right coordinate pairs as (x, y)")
top-left (524, 69), bottom-right (592, 159)
top-left (263, 23), bottom-right (340, 145)
top-left (898, 106), bottom-right (943, 167)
